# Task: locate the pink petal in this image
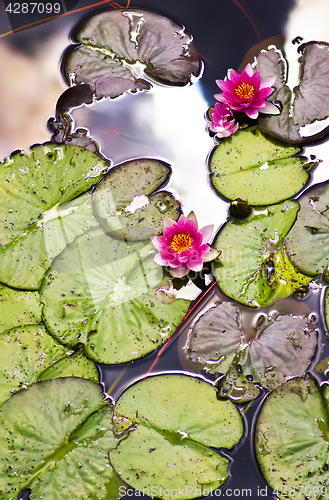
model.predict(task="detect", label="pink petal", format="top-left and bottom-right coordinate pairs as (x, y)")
top-left (154, 252), bottom-right (169, 266)
top-left (186, 211), bottom-right (198, 230)
top-left (243, 63), bottom-right (255, 77)
top-left (169, 265), bottom-right (189, 278)
top-left (186, 259), bottom-right (203, 272)
top-left (203, 247), bottom-right (221, 262)
top-left (199, 224), bottom-right (214, 244)
top-left (261, 101), bottom-right (281, 115)
top-left (151, 236), bottom-right (165, 252)
top-left (163, 217), bottom-right (176, 229)
top-left (244, 107), bottom-right (259, 119)
top-left (260, 76), bottom-right (276, 89)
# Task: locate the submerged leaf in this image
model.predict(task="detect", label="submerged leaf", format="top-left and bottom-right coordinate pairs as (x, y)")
top-left (0, 284), bottom-right (42, 333)
top-left (209, 126), bottom-right (314, 205)
top-left (92, 158), bottom-right (181, 240)
top-left (285, 181), bottom-right (329, 276)
top-left (110, 374), bottom-right (243, 499)
top-left (257, 43), bottom-right (329, 143)
top-left (0, 378), bottom-right (122, 499)
top-left (64, 9), bottom-right (200, 101)
top-left (213, 201), bottom-right (299, 307)
top-left (188, 302), bottom-right (317, 396)
top-left (255, 376), bottom-right (329, 499)
top-left (41, 226), bottom-right (190, 364)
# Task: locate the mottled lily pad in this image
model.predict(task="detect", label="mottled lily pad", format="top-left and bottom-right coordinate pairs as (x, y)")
top-left (92, 158), bottom-right (181, 240)
top-left (285, 182), bottom-right (329, 276)
top-left (257, 42), bottom-right (329, 144)
top-left (213, 201), bottom-right (299, 307)
top-left (0, 284), bottom-right (42, 333)
top-left (255, 376), bottom-right (329, 499)
top-left (64, 9), bottom-right (200, 100)
top-left (209, 126), bottom-right (314, 205)
top-left (0, 145), bottom-right (109, 289)
top-left (110, 374), bottom-right (243, 499)
top-left (0, 324), bottom-right (98, 405)
top-left (188, 302), bottom-right (317, 398)
top-left (0, 378), bottom-right (123, 499)
top-left (41, 226), bottom-right (190, 364)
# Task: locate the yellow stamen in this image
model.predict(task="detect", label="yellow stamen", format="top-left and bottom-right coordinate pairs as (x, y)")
top-left (235, 82), bottom-right (254, 100)
top-left (170, 233), bottom-right (192, 254)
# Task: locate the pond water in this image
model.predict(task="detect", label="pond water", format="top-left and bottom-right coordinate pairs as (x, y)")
top-left (1, 0), bottom-right (329, 499)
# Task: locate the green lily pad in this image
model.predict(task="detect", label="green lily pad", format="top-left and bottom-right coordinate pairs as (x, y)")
top-left (257, 42), bottom-right (329, 144)
top-left (64, 9), bottom-right (200, 100)
top-left (0, 377), bottom-right (122, 499)
top-left (213, 201), bottom-right (299, 307)
top-left (188, 302), bottom-right (317, 398)
top-left (110, 374), bottom-right (243, 499)
top-left (0, 144), bottom-right (109, 289)
top-left (92, 158), bottom-right (181, 240)
top-left (41, 226), bottom-right (190, 364)
top-left (255, 375), bottom-right (329, 499)
top-left (285, 181), bottom-right (329, 276)
top-left (209, 126), bottom-right (314, 205)
top-left (0, 283), bottom-right (42, 333)
top-left (0, 324), bottom-right (98, 405)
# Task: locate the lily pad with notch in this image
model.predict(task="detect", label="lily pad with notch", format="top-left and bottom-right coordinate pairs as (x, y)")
top-left (64, 9), bottom-right (200, 101)
top-left (212, 201), bottom-right (300, 307)
top-left (209, 126), bottom-right (316, 206)
top-left (255, 375), bottom-right (329, 499)
top-left (110, 374), bottom-right (243, 499)
top-left (0, 283), bottom-right (42, 333)
top-left (40, 226), bottom-right (190, 364)
top-left (0, 377), bottom-right (123, 499)
top-left (257, 42), bottom-right (329, 144)
top-left (92, 158), bottom-right (181, 240)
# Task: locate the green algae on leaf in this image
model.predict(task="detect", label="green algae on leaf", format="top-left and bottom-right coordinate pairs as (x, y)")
top-left (0, 325), bottom-right (98, 405)
top-left (64, 9), bottom-right (200, 100)
top-left (0, 284), bottom-right (42, 333)
top-left (110, 374), bottom-right (243, 499)
top-left (92, 158), bottom-right (181, 240)
top-left (188, 302), bottom-right (317, 398)
top-left (209, 126), bottom-right (315, 205)
top-left (255, 376), bottom-right (329, 499)
top-left (285, 182), bottom-right (329, 276)
top-left (41, 226), bottom-right (190, 364)
top-left (0, 145), bottom-right (109, 289)
top-left (0, 378), bottom-right (122, 500)
top-left (257, 42), bottom-right (329, 144)
top-left (213, 201), bottom-right (299, 307)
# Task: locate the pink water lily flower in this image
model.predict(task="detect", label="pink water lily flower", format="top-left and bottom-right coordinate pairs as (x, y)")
top-left (209, 103), bottom-right (239, 138)
top-left (152, 212), bottom-right (220, 278)
top-left (215, 63), bottom-right (279, 119)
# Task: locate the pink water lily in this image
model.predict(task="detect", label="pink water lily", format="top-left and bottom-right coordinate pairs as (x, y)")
top-left (209, 103), bottom-right (239, 138)
top-left (152, 212), bottom-right (220, 278)
top-left (215, 63), bottom-right (279, 119)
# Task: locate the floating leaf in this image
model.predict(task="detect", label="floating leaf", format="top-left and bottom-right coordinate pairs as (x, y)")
top-left (0, 145), bottom-right (109, 289)
top-left (41, 226), bottom-right (190, 364)
top-left (0, 284), bottom-right (42, 333)
top-left (92, 158), bottom-right (181, 240)
top-left (0, 325), bottom-right (98, 405)
top-left (209, 126), bottom-right (314, 205)
top-left (0, 378), bottom-right (122, 499)
top-left (188, 302), bottom-right (317, 397)
top-left (285, 182), bottom-right (329, 276)
top-left (255, 376), bottom-right (329, 499)
top-left (213, 201), bottom-right (299, 307)
top-left (110, 374), bottom-right (243, 499)
top-left (257, 43), bottom-right (329, 143)
top-left (64, 9), bottom-right (200, 101)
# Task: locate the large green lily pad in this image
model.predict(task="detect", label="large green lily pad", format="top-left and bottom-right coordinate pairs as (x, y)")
top-left (209, 126), bottom-right (314, 205)
top-left (110, 374), bottom-right (243, 499)
top-left (285, 181), bottom-right (329, 276)
top-left (92, 158), bottom-right (181, 240)
top-left (213, 201), bottom-right (299, 307)
top-left (0, 377), bottom-right (123, 499)
top-left (0, 145), bottom-right (109, 289)
top-left (255, 375), bottom-right (329, 499)
top-left (41, 226), bottom-right (190, 364)
top-left (0, 324), bottom-right (98, 405)
top-left (188, 302), bottom-right (317, 398)
top-left (64, 9), bottom-right (200, 100)
top-left (257, 42), bottom-right (329, 144)
top-left (0, 283), bottom-right (42, 333)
